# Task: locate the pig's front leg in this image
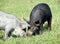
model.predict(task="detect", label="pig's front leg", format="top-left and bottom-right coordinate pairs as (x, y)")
top-left (3, 26), bottom-right (12, 41)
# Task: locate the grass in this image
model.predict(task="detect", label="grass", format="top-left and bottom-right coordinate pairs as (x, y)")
top-left (0, 0), bottom-right (60, 44)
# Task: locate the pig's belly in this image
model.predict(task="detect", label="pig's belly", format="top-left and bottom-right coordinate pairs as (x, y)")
top-left (0, 22), bottom-right (6, 29)
top-left (0, 18), bottom-right (8, 29)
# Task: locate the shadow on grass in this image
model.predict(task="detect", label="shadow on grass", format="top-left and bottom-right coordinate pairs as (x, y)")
top-left (43, 23), bottom-right (48, 31)
top-left (12, 35), bottom-right (20, 38)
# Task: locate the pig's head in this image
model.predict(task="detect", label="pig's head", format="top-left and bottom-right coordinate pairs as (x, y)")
top-left (23, 18), bottom-right (39, 36)
top-left (12, 22), bottom-right (30, 37)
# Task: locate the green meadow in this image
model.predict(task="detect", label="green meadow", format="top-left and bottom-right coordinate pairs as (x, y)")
top-left (0, 0), bottom-right (60, 44)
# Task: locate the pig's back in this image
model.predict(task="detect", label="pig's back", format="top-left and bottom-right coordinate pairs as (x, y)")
top-left (0, 11), bottom-right (21, 28)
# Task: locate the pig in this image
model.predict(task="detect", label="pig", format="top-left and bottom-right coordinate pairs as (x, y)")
top-left (24, 3), bottom-right (52, 36)
top-left (0, 11), bottom-right (27, 40)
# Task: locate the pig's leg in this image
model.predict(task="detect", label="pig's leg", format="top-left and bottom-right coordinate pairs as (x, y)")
top-left (3, 26), bottom-right (12, 41)
top-left (48, 18), bottom-right (52, 31)
top-left (39, 19), bottom-right (43, 34)
top-left (39, 24), bottom-right (43, 34)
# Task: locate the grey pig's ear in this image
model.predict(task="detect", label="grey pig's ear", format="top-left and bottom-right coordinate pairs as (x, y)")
top-left (23, 17), bottom-right (30, 24)
top-left (19, 23), bottom-right (23, 28)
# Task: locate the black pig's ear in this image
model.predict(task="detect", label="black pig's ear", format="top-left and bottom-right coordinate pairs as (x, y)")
top-left (23, 18), bottom-right (30, 24)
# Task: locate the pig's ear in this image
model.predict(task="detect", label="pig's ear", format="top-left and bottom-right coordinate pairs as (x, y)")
top-left (19, 23), bottom-right (23, 28)
top-left (23, 18), bottom-right (30, 24)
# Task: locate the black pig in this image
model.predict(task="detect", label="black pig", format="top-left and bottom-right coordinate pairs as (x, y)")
top-left (24, 3), bottom-right (52, 36)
